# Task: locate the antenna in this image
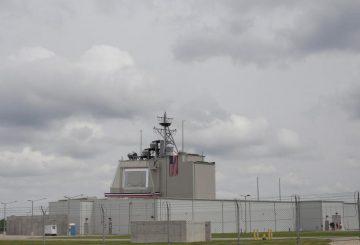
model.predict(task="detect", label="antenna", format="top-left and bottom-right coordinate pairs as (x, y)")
top-left (257, 176), bottom-right (259, 200)
top-left (139, 129), bottom-right (142, 155)
top-left (154, 112), bottom-right (178, 154)
top-left (182, 120), bottom-right (185, 153)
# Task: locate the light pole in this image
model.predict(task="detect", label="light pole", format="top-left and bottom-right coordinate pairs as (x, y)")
top-left (28, 198), bottom-right (46, 236)
top-left (241, 194), bottom-right (250, 233)
top-left (64, 194), bottom-right (83, 235)
top-left (1, 201), bottom-right (17, 235)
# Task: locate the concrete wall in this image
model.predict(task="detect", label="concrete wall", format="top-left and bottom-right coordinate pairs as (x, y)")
top-left (299, 201), bottom-right (322, 231)
top-left (109, 152), bottom-right (216, 200)
top-left (7, 215), bottom-right (67, 236)
top-left (343, 203), bottom-right (358, 230)
top-left (163, 154), bottom-right (216, 200)
top-left (194, 162), bottom-right (215, 199)
top-left (164, 161), bottom-right (193, 199)
top-left (156, 199), bottom-right (295, 233)
top-left (47, 197), bottom-right (357, 235)
top-left (49, 200), bottom-right (95, 235)
top-left (91, 198), bottom-right (156, 235)
top-left (131, 221), bottom-right (209, 243)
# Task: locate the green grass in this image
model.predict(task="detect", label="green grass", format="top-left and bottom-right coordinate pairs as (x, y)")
top-left (212, 230), bottom-right (359, 238)
top-left (2, 230), bottom-right (356, 245)
top-left (0, 240), bottom-right (331, 245)
top-left (45, 235), bottom-right (130, 239)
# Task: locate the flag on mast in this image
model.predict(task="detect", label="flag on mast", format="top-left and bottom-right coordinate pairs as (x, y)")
top-left (169, 155), bottom-right (178, 176)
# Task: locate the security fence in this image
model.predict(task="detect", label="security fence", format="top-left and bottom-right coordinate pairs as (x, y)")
top-left (1, 192), bottom-right (360, 243)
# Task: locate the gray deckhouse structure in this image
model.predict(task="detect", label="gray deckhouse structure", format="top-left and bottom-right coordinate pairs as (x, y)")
top-left (105, 113), bottom-right (216, 199)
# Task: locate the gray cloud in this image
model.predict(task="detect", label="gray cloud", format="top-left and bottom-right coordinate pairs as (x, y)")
top-left (0, 0), bottom-right (359, 202)
top-left (342, 86), bottom-right (360, 119)
top-left (288, 1), bottom-right (360, 53)
top-left (172, 0), bottom-right (360, 65)
top-left (176, 97), bottom-right (306, 160)
top-left (0, 45), bottom-right (161, 128)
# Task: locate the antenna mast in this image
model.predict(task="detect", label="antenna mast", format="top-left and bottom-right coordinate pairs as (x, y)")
top-left (154, 112), bottom-right (178, 154)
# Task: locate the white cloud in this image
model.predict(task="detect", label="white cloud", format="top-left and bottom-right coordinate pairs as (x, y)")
top-left (78, 45), bottom-right (135, 74)
top-left (0, 147), bottom-right (85, 177)
top-left (189, 114), bottom-right (269, 151)
top-left (9, 46), bottom-right (55, 62)
top-left (61, 119), bottom-right (104, 142)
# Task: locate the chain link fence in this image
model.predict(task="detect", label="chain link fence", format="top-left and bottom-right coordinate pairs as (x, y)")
top-left (1, 193), bottom-right (360, 243)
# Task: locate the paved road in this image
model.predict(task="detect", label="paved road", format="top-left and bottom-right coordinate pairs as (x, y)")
top-left (331, 238), bottom-right (360, 245)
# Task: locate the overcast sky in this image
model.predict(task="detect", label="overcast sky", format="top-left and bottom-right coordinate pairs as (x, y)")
top-left (1, 0), bottom-right (360, 208)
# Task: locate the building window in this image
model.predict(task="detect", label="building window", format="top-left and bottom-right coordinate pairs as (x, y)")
top-left (122, 168), bottom-right (149, 189)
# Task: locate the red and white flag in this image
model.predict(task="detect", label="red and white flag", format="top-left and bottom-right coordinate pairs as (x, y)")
top-left (169, 155), bottom-right (178, 176)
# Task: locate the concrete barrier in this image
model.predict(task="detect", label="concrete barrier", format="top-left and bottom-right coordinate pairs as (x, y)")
top-left (131, 220), bottom-right (210, 243)
top-left (7, 215), bottom-right (68, 236)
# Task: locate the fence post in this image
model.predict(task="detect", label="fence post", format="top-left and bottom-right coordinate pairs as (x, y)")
top-left (357, 192), bottom-right (360, 242)
top-left (128, 201), bottom-right (132, 235)
top-left (249, 200), bottom-right (252, 232)
top-left (221, 201), bottom-right (224, 233)
top-left (101, 204), bottom-right (105, 244)
top-left (295, 195), bottom-right (300, 245)
top-left (274, 202), bottom-right (277, 232)
top-left (40, 206), bottom-right (48, 245)
top-left (234, 199), bottom-right (240, 245)
top-left (164, 201), bottom-right (170, 245)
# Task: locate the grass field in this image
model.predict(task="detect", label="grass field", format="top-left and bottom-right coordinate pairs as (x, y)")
top-left (0, 240), bottom-right (331, 245)
top-left (212, 230), bottom-right (359, 238)
top-left (40, 230), bottom-right (358, 240)
top-left (1, 230), bottom-right (357, 245)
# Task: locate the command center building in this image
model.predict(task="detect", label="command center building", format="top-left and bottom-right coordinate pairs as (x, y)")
top-left (105, 113), bottom-right (216, 200)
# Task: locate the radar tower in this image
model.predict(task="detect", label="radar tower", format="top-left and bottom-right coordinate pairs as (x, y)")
top-left (154, 112), bottom-right (178, 154)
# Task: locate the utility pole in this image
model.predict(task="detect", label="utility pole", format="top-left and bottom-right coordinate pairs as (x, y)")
top-left (279, 178), bottom-right (282, 201)
top-left (256, 176), bottom-right (259, 200)
top-left (1, 201), bottom-right (17, 235)
top-left (28, 198), bottom-right (46, 236)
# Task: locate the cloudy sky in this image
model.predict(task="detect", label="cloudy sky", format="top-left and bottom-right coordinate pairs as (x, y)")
top-left (1, 0), bottom-right (360, 208)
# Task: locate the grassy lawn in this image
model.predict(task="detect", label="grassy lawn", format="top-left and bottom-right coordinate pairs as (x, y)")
top-left (2, 231), bottom-right (355, 245)
top-left (0, 239), bottom-right (331, 245)
top-left (41, 230), bottom-right (358, 240)
top-left (45, 235), bottom-right (130, 240)
top-left (212, 230), bottom-right (359, 238)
